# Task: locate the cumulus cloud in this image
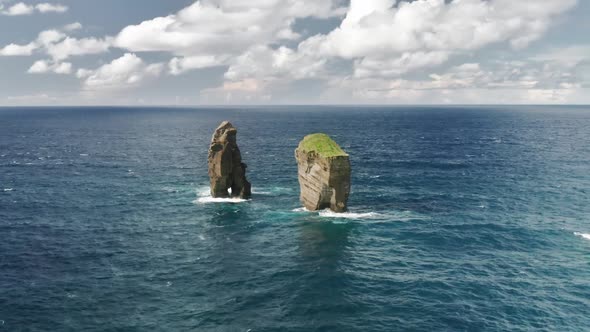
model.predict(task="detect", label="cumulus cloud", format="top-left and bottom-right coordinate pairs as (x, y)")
top-left (0, 0), bottom-right (585, 103)
top-left (0, 24), bottom-right (112, 62)
top-left (28, 60), bottom-right (72, 74)
top-left (306, 0), bottom-right (578, 57)
top-left (291, 0), bottom-right (579, 79)
top-left (47, 36), bottom-right (113, 61)
top-left (2, 2), bottom-right (33, 15)
top-left (77, 53), bottom-right (164, 90)
top-left (1, 2), bottom-right (67, 15)
top-left (115, 0), bottom-right (346, 73)
top-left (189, 0), bottom-right (579, 100)
top-left (63, 22), bottom-right (83, 32)
top-left (35, 3), bottom-right (67, 13)
top-left (225, 45), bottom-right (327, 81)
top-left (168, 55), bottom-right (227, 75)
top-left (0, 42), bottom-right (37, 56)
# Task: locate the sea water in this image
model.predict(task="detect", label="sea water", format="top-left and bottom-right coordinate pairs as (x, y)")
top-left (0, 106), bottom-right (589, 331)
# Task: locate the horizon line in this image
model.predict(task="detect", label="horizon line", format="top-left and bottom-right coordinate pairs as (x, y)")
top-left (1, 104), bottom-right (589, 108)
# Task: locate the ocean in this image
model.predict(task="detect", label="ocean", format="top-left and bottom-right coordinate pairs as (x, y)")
top-left (0, 106), bottom-right (589, 331)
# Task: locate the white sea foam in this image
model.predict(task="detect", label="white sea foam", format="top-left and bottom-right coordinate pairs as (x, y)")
top-left (574, 232), bottom-right (590, 240)
top-left (3, 188), bottom-right (13, 192)
top-left (197, 186), bottom-right (211, 197)
top-left (193, 185), bottom-right (251, 204)
top-left (193, 197), bottom-right (249, 204)
top-left (292, 207), bottom-right (426, 222)
top-left (318, 209), bottom-right (382, 219)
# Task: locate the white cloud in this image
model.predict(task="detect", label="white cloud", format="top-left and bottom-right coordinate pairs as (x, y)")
top-left (78, 53), bottom-right (164, 90)
top-left (37, 30), bottom-right (66, 46)
top-left (309, 0), bottom-right (577, 58)
top-left (2, 2), bottom-right (33, 15)
top-left (354, 51), bottom-right (450, 78)
top-left (318, 57), bottom-right (588, 104)
top-left (0, 42), bottom-right (36, 56)
top-left (47, 36), bottom-right (113, 61)
top-left (201, 78), bottom-right (273, 104)
top-left (290, 0), bottom-right (579, 80)
top-left (168, 55), bottom-right (226, 75)
top-left (225, 45), bottom-right (327, 82)
top-left (115, 0), bottom-right (345, 67)
top-left (35, 3), bottom-right (67, 13)
top-left (0, 0), bottom-right (586, 104)
top-left (1, 2), bottom-right (67, 15)
top-left (193, 0), bottom-right (580, 100)
top-left (28, 60), bottom-right (72, 74)
top-left (28, 60), bottom-right (52, 73)
top-left (63, 22), bottom-right (83, 32)
top-left (0, 26), bottom-right (112, 63)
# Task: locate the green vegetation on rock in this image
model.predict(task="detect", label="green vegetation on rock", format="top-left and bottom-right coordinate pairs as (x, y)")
top-left (298, 133), bottom-right (348, 157)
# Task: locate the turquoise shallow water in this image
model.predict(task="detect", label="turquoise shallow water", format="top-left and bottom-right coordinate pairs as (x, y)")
top-left (0, 106), bottom-right (589, 331)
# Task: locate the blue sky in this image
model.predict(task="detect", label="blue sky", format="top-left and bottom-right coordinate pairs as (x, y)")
top-left (0, 0), bottom-right (589, 105)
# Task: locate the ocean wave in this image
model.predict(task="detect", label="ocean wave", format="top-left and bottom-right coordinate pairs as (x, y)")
top-left (574, 232), bottom-right (590, 240)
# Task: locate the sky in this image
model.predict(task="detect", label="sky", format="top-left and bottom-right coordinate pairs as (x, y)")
top-left (0, 0), bottom-right (589, 106)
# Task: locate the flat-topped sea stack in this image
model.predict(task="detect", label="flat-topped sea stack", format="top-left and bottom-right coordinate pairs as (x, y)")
top-left (295, 133), bottom-right (351, 212)
top-left (208, 121), bottom-right (251, 199)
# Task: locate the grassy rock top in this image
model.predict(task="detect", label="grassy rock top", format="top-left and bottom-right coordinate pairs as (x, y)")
top-left (297, 133), bottom-right (348, 158)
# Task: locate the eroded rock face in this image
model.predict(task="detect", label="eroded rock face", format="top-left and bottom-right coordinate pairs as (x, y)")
top-left (295, 133), bottom-right (351, 212)
top-left (208, 121), bottom-right (251, 198)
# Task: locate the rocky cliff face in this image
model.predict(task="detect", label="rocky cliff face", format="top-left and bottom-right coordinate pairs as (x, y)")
top-left (208, 121), bottom-right (251, 199)
top-left (295, 133), bottom-right (351, 212)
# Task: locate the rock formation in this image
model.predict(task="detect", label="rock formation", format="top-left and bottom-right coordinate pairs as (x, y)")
top-left (208, 121), bottom-right (251, 199)
top-left (295, 133), bottom-right (351, 212)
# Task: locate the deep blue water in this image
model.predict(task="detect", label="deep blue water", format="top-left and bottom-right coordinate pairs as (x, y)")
top-left (1, 106), bottom-right (589, 331)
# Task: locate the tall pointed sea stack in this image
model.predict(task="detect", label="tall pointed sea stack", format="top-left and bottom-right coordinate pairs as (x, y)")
top-left (208, 121), bottom-right (251, 199)
top-left (295, 133), bottom-right (351, 212)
